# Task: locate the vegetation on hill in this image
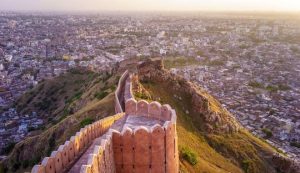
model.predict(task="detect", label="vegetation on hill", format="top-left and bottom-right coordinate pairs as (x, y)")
top-left (0, 59), bottom-right (296, 173)
top-left (0, 68), bottom-right (120, 173)
top-left (14, 69), bottom-right (113, 125)
top-left (163, 57), bottom-right (202, 69)
top-left (163, 56), bottom-right (227, 70)
top-left (248, 80), bottom-right (291, 93)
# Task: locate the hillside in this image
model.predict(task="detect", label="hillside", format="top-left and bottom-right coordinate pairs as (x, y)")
top-left (0, 68), bottom-right (120, 173)
top-left (133, 59), bottom-right (297, 173)
top-left (14, 69), bottom-right (115, 125)
top-left (1, 59), bottom-right (298, 173)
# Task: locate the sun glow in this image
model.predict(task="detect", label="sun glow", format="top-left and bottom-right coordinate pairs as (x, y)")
top-left (0, 0), bottom-right (300, 12)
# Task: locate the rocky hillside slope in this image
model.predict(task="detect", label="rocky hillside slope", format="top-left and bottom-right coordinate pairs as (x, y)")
top-left (133, 58), bottom-right (299, 173)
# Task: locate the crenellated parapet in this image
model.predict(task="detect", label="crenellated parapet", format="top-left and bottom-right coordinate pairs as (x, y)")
top-left (79, 130), bottom-right (117, 173)
top-left (31, 113), bottom-right (125, 173)
top-left (125, 99), bottom-right (176, 122)
top-left (78, 97), bottom-right (179, 173)
top-left (115, 70), bottom-right (134, 114)
top-left (110, 97), bottom-right (179, 173)
top-left (115, 70), bottom-right (129, 113)
top-left (112, 120), bottom-right (178, 173)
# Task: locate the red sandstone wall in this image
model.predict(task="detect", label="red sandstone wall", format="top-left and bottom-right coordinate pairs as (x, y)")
top-left (79, 98), bottom-right (179, 173)
top-left (115, 70), bottom-right (128, 113)
top-left (125, 98), bottom-right (173, 121)
top-left (80, 130), bottom-right (117, 173)
top-left (112, 121), bottom-right (178, 173)
top-left (115, 70), bottom-right (134, 114)
top-left (122, 98), bottom-right (179, 173)
top-left (31, 113), bottom-right (124, 173)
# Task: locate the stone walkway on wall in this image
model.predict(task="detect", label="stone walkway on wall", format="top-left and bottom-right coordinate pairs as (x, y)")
top-left (69, 71), bottom-right (178, 173)
top-left (68, 115), bottom-right (164, 173)
top-left (122, 116), bottom-right (164, 130)
top-left (124, 76), bottom-right (132, 101)
top-left (69, 73), bottom-right (134, 173)
top-left (68, 116), bottom-right (127, 173)
top-left (68, 73), bottom-right (164, 172)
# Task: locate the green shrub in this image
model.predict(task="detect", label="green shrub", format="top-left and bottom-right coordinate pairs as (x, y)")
top-left (110, 86), bottom-right (116, 91)
top-left (208, 60), bottom-right (224, 66)
top-left (242, 159), bottom-right (252, 173)
top-left (248, 81), bottom-right (264, 88)
top-left (66, 91), bottom-right (83, 103)
top-left (269, 109), bottom-right (276, 115)
top-left (266, 85), bottom-right (278, 92)
top-left (262, 128), bottom-right (273, 139)
top-left (180, 147), bottom-right (198, 166)
top-left (94, 91), bottom-right (109, 100)
top-left (135, 92), bottom-right (150, 100)
top-left (80, 118), bottom-right (94, 128)
top-left (290, 141), bottom-right (300, 148)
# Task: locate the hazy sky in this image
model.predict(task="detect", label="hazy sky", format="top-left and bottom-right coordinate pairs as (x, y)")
top-left (1, 0), bottom-right (300, 12)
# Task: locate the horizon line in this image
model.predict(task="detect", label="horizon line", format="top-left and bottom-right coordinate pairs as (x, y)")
top-left (1, 9), bottom-right (300, 14)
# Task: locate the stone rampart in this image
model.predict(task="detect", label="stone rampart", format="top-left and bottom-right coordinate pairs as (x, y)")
top-left (115, 70), bottom-right (129, 113)
top-left (79, 130), bottom-right (116, 173)
top-left (78, 96), bottom-right (179, 173)
top-left (31, 113), bottom-right (124, 173)
top-left (125, 98), bottom-right (175, 121)
top-left (79, 121), bottom-right (178, 173)
top-left (123, 75), bottom-right (134, 101)
top-left (115, 70), bottom-right (135, 114)
top-left (112, 121), bottom-right (178, 173)
top-left (32, 70), bottom-right (179, 173)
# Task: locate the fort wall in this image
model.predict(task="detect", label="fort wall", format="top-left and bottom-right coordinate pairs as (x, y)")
top-left (115, 70), bottom-right (133, 114)
top-left (125, 98), bottom-right (174, 121)
top-left (79, 130), bottom-right (117, 173)
top-left (112, 98), bottom-right (179, 173)
top-left (31, 113), bottom-right (124, 173)
top-left (112, 121), bottom-right (178, 173)
top-left (32, 70), bottom-right (178, 173)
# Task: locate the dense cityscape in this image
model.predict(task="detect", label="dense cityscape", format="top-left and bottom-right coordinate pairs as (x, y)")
top-left (0, 12), bottom-right (299, 162)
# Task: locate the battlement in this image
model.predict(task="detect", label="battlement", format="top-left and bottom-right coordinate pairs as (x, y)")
top-left (31, 70), bottom-right (178, 173)
top-left (112, 120), bottom-right (178, 173)
top-left (31, 113), bottom-right (124, 173)
top-left (125, 99), bottom-right (176, 122)
top-left (115, 70), bottom-right (134, 114)
top-left (115, 70), bottom-right (129, 113)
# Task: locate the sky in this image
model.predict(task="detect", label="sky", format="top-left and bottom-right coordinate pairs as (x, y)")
top-left (0, 0), bottom-right (300, 12)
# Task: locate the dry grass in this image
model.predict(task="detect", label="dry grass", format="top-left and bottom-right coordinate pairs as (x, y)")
top-left (137, 82), bottom-right (243, 173)
top-left (1, 70), bottom-right (119, 173)
top-left (2, 93), bottom-right (116, 173)
top-left (136, 80), bottom-right (279, 173)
